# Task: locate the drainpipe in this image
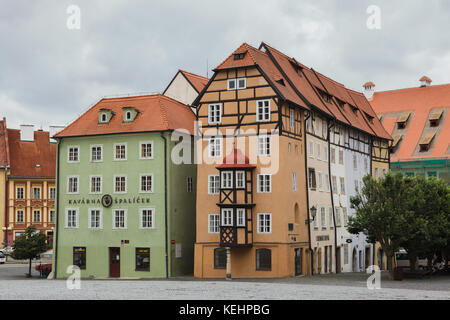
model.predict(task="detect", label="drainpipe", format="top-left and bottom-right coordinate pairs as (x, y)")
top-left (327, 121), bottom-right (338, 273)
top-left (303, 111), bottom-right (313, 275)
top-left (160, 132), bottom-right (169, 279)
top-left (370, 138), bottom-right (375, 267)
top-left (4, 167), bottom-right (9, 246)
top-left (53, 140), bottom-right (60, 278)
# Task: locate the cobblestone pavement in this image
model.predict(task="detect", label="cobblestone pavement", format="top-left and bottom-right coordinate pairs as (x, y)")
top-left (1, 264), bottom-right (449, 300)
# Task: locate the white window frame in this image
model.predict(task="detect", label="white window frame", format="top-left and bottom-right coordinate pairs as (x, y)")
top-left (208, 214), bottom-right (220, 233)
top-left (321, 207), bottom-right (326, 229)
top-left (328, 207), bottom-right (334, 228)
top-left (139, 174), bottom-right (153, 193)
top-left (236, 208), bottom-right (246, 227)
top-left (32, 187), bottom-right (41, 199)
top-left (257, 135), bottom-right (271, 156)
top-left (257, 174), bottom-right (272, 193)
top-left (340, 177), bottom-right (346, 195)
top-left (308, 141), bottom-right (314, 158)
top-left (257, 213), bottom-right (272, 234)
top-left (227, 78), bottom-right (236, 90)
top-left (67, 146), bottom-right (80, 163)
top-left (325, 173), bottom-right (330, 192)
top-left (237, 77), bottom-right (246, 89)
top-left (317, 171), bottom-right (323, 191)
top-left (114, 143), bottom-right (127, 161)
top-left (67, 176), bottom-right (79, 194)
top-left (89, 175), bottom-right (102, 194)
top-left (209, 136), bottom-right (222, 158)
top-left (49, 187), bottom-right (56, 200)
top-left (256, 100), bottom-right (271, 122)
top-left (16, 209), bottom-right (24, 223)
top-left (323, 145), bottom-right (328, 162)
top-left (33, 209), bottom-right (41, 223)
top-left (208, 174), bottom-right (220, 195)
top-left (88, 208), bottom-right (103, 229)
top-left (140, 208), bottom-right (155, 229)
top-left (221, 171), bottom-right (233, 189)
top-left (66, 208), bottom-right (79, 228)
top-left (208, 104), bottom-right (222, 124)
top-left (114, 175), bottom-right (127, 194)
top-left (235, 171), bottom-right (245, 189)
top-left (49, 210), bottom-right (55, 223)
top-left (90, 144), bottom-right (103, 162)
top-left (16, 186), bottom-right (25, 199)
top-left (140, 141), bottom-right (154, 159)
top-left (221, 208), bottom-right (233, 226)
top-left (336, 207), bottom-right (341, 227)
top-left (113, 209), bottom-right (127, 229)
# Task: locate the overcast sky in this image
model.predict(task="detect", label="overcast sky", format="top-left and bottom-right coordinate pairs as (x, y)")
top-left (1, 0), bottom-right (449, 130)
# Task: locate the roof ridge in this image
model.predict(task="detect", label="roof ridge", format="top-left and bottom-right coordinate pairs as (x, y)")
top-left (215, 42), bottom-right (255, 70)
top-left (374, 82), bottom-right (450, 95)
top-left (179, 69), bottom-right (209, 81)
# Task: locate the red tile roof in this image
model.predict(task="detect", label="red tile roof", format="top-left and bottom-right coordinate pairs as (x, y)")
top-left (419, 76), bottom-right (432, 83)
top-left (217, 148), bottom-right (255, 169)
top-left (54, 94), bottom-right (196, 138)
top-left (370, 83), bottom-right (450, 161)
top-left (363, 82), bottom-right (375, 87)
top-left (179, 70), bottom-right (209, 93)
top-left (7, 129), bottom-right (56, 178)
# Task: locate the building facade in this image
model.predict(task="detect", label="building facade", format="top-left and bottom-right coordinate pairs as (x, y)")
top-left (53, 94), bottom-right (197, 279)
top-left (194, 43), bottom-right (310, 278)
top-left (367, 77), bottom-right (450, 184)
top-left (0, 118), bottom-right (57, 247)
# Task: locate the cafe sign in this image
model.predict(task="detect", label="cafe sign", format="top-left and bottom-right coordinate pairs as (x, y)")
top-left (68, 195), bottom-right (151, 208)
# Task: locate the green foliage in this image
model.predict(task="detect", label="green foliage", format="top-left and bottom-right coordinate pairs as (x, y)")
top-left (11, 226), bottom-right (49, 277)
top-left (349, 172), bottom-right (450, 271)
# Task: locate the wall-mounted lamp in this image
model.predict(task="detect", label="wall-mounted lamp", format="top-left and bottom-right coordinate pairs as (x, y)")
top-left (306, 205), bottom-right (317, 224)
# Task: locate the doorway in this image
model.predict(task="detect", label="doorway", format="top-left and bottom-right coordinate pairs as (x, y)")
top-left (324, 247), bottom-right (328, 273)
top-left (365, 247), bottom-right (371, 270)
top-left (352, 248), bottom-right (357, 272)
top-left (109, 247), bottom-right (120, 278)
top-left (294, 248), bottom-right (302, 276)
top-left (336, 247), bottom-right (341, 273)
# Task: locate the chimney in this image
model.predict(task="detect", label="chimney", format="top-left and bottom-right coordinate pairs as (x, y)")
top-left (363, 82), bottom-right (375, 100)
top-left (420, 76), bottom-right (432, 87)
top-left (20, 125), bottom-right (35, 142)
top-left (49, 125), bottom-right (65, 143)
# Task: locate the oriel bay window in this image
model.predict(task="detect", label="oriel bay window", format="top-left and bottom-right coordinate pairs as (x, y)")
top-left (236, 208), bottom-right (246, 227)
top-left (136, 248), bottom-right (150, 271)
top-left (221, 208), bottom-right (233, 226)
top-left (256, 248), bottom-right (272, 271)
top-left (221, 171), bottom-right (233, 189)
top-left (235, 171), bottom-right (245, 189)
top-left (73, 247), bottom-right (86, 270)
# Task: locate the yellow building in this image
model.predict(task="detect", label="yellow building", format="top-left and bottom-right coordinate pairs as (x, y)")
top-left (0, 119), bottom-right (57, 247)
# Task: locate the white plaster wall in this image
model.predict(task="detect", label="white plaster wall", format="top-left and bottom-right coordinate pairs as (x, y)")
top-left (164, 73), bottom-right (198, 110)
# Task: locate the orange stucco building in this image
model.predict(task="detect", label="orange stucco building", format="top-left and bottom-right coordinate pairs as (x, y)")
top-left (193, 43), bottom-right (311, 278)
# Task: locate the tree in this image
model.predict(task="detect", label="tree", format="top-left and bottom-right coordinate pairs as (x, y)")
top-left (11, 226), bottom-right (49, 277)
top-left (399, 176), bottom-right (450, 271)
top-left (349, 172), bottom-right (415, 274)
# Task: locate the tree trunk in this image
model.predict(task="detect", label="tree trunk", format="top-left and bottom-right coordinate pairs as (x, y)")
top-left (408, 252), bottom-right (417, 272)
top-left (386, 253), bottom-right (394, 279)
top-left (28, 258), bottom-right (32, 277)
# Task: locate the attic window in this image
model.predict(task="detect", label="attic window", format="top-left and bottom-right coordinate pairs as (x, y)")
top-left (396, 111), bottom-right (411, 129)
top-left (389, 134), bottom-right (403, 154)
top-left (350, 106), bottom-right (358, 116)
top-left (234, 52), bottom-right (246, 60)
top-left (419, 131), bottom-right (436, 152)
top-left (101, 114), bottom-right (107, 122)
top-left (429, 109), bottom-right (443, 127)
top-left (365, 113), bottom-right (374, 124)
top-left (276, 78), bottom-right (285, 86)
top-left (318, 89), bottom-right (332, 103)
top-left (99, 111), bottom-right (110, 124)
top-left (126, 111), bottom-right (132, 120)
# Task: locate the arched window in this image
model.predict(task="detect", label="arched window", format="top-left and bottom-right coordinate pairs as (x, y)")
top-left (214, 248), bottom-right (226, 269)
top-left (256, 248), bottom-right (271, 271)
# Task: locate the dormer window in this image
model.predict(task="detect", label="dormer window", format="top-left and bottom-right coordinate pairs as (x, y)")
top-left (276, 78), bottom-right (285, 86)
top-left (99, 109), bottom-right (113, 124)
top-left (396, 111), bottom-right (411, 129)
top-left (419, 131), bottom-right (436, 152)
top-left (389, 134), bottom-right (403, 154)
top-left (318, 89), bottom-right (332, 103)
top-left (234, 52), bottom-right (246, 60)
top-left (122, 107), bottom-right (138, 122)
top-left (429, 109), bottom-right (443, 127)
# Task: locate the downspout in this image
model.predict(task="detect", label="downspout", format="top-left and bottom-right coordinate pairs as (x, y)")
top-left (53, 139), bottom-right (60, 278)
top-left (327, 121), bottom-right (338, 273)
top-left (160, 132), bottom-right (169, 279)
top-left (303, 111), bottom-right (313, 275)
top-left (370, 138), bottom-right (375, 267)
top-left (4, 167), bottom-right (9, 246)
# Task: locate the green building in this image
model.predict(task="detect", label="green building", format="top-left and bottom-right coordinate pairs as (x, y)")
top-left (53, 94), bottom-right (197, 278)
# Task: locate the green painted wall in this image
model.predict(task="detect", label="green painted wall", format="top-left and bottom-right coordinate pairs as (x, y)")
top-left (391, 158), bottom-right (449, 184)
top-left (54, 131), bottom-right (196, 279)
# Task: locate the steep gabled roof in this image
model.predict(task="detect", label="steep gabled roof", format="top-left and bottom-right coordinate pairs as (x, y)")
top-left (179, 70), bottom-right (209, 93)
top-left (217, 148), bottom-right (255, 169)
top-left (370, 83), bottom-right (450, 161)
top-left (54, 94), bottom-right (196, 138)
top-left (7, 129), bottom-right (56, 178)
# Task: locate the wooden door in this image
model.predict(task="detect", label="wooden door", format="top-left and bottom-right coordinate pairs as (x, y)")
top-left (336, 247), bottom-right (341, 273)
top-left (294, 248), bottom-right (302, 276)
top-left (109, 247), bottom-right (120, 278)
